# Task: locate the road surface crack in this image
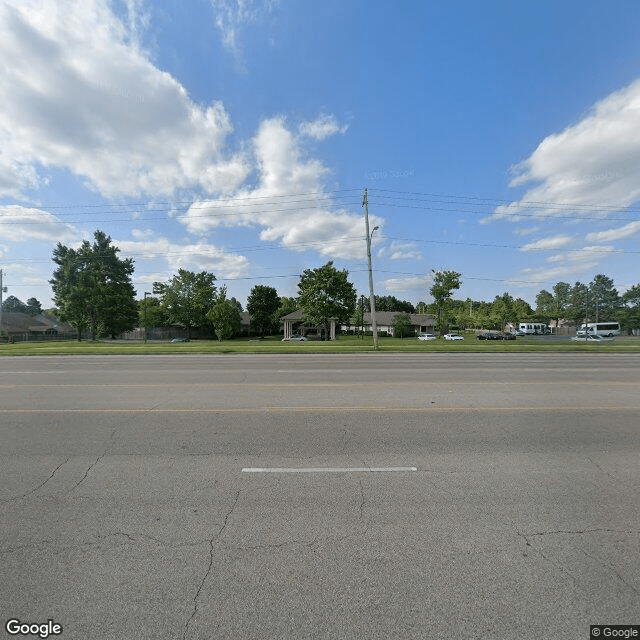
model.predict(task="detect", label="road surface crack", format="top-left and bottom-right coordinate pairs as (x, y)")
top-left (578, 548), bottom-right (638, 594)
top-left (1, 458), bottom-right (70, 503)
top-left (182, 490), bottom-right (241, 640)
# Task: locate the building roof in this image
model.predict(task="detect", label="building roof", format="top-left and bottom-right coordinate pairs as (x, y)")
top-left (363, 311), bottom-right (436, 326)
top-left (0, 312), bottom-right (74, 334)
top-left (283, 310), bottom-right (437, 325)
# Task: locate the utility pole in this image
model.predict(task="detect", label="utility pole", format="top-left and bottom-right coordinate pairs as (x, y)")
top-left (362, 188), bottom-right (379, 350)
top-left (0, 270), bottom-right (6, 342)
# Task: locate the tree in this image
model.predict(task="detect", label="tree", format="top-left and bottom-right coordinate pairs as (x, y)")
top-left (2, 296), bottom-right (27, 313)
top-left (247, 285), bottom-right (281, 336)
top-left (535, 290), bottom-right (554, 322)
top-left (568, 281), bottom-right (589, 325)
top-left (621, 284), bottom-right (640, 330)
top-left (207, 287), bottom-right (241, 341)
top-left (50, 230), bottom-right (137, 340)
top-left (513, 298), bottom-right (534, 322)
top-left (25, 297), bottom-right (43, 316)
top-left (297, 261), bottom-right (356, 340)
top-left (153, 269), bottom-right (217, 340)
top-left (364, 295), bottom-right (415, 313)
top-left (589, 274), bottom-right (621, 321)
top-left (392, 313), bottom-right (412, 338)
top-left (429, 270), bottom-right (462, 333)
top-left (138, 296), bottom-right (168, 329)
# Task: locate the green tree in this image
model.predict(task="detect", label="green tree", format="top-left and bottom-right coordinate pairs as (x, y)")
top-left (512, 298), bottom-right (534, 324)
top-left (535, 290), bottom-right (554, 322)
top-left (392, 313), bottom-right (412, 338)
top-left (491, 292), bottom-right (516, 329)
top-left (621, 284), bottom-right (640, 330)
top-left (50, 230), bottom-right (137, 340)
top-left (568, 281), bottom-right (589, 325)
top-left (297, 261), bottom-right (356, 340)
top-left (364, 295), bottom-right (415, 313)
top-left (247, 285), bottom-right (281, 336)
top-left (138, 296), bottom-right (168, 329)
top-left (153, 269), bottom-right (217, 340)
top-left (273, 296), bottom-right (298, 335)
top-left (429, 270), bottom-right (462, 333)
top-left (2, 296), bottom-right (27, 313)
top-left (207, 287), bottom-right (241, 341)
top-left (25, 297), bottom-right (43, 316)
top-left (589, 274), bottom-right (621, 321)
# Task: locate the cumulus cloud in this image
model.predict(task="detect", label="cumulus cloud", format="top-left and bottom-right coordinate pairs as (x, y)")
top-left (545, 246), bottom-right (616, 264)
top-left (299, 114), bottom-right (349, 140)
top-left (492, 79), bottom-right (640, 221)
top-left (381, 275), bottom-right (432, 295)
top-left (382, 241), bottom-right (422, 261)
top-left (519, 234), bottom-right (574, 252)
top-left (183, 118), bottom-right (378, 260)
top-left (585, 220), bottom-right (640, 242)
top-left (0, 205), bottom-right (76, 243)
top-left (117, 234), bottom-right (250, 279)
top-left (0, 1), bottom-right (250, 199)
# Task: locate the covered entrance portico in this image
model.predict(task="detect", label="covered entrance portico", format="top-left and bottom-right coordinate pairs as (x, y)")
top-left (281, 311), bottom-right (337, 340)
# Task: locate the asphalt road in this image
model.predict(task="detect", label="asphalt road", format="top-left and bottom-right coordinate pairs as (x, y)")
top-left (1, 353), bottom-right (639, 640)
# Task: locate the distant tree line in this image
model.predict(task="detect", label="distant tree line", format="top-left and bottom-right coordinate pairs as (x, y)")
top-left (18, 230), bottom-right (640, 341)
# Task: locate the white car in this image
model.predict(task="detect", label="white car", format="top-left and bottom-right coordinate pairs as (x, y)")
top-left (282, 334), bottom-right (307, 341)
top-left (418, 333), bottom-right (437, 341)
top-left (571, 334), bottom-right (612, 342)
top-left (443, 333), bottom-right (464, 341)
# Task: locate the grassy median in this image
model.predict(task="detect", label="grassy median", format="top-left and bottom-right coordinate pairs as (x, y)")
top-left (1, 332), bottom-right (639, 355)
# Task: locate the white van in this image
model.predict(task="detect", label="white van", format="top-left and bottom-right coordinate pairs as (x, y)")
top-left (576, 322), bottom-right (621, 338)
top-left (518, 322), bottom-right (549, 335)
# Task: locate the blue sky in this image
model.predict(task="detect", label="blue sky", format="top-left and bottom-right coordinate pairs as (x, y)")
top-left (2, 0), bottom-right (640, 310)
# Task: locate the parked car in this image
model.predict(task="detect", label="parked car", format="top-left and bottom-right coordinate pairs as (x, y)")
top-left (170, 337), bottom-right (189, 343)
top-left (498, 332), bottom-right (516, 341)
top-left (282, 334), bottom-right (307, 341)
top-left (443, 333), bottom-right (464, 341)
top-left (477, 332), bottom-right (499, 340)
top-left (571, 334), bottom-right (612, 342)
top-left (418, 333), bottom-right (437, 341)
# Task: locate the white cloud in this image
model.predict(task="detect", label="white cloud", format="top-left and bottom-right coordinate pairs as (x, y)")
top-left (210, 0), bottom-right (278, 72)
top-left (0, 205), bottom-right (76, 243)
top-left (381, 275), bottom-right (431, 295)
top-left (117, 234), bottom-right (250, 279)
top-left (519, 234), bottom-right (574, 252)
top-left (493, 79), bottom-right (640, 221)
top-left (516, 263), bottom-right (600, 286)
top-left (585, 220), bottom-right (640, 242)
top-left (545, 245), bottom-right (616, 264)
top-left (384, 241), bottom-right (422, 261)
top-left (0, 1), bottom-right (250, 199)
top-left (299, 114), bottom-right (349, 140)
top-left (183, 118), bottom-right (378, 260)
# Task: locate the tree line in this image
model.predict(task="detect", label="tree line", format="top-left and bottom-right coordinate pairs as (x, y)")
top-left (47, 230), bottom-right (358, 340)
top-left (10, 231), bottom-right (639, 340)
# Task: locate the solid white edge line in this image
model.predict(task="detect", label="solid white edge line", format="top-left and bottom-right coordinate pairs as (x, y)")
top-left (241, 467), bottom-right (418, 473)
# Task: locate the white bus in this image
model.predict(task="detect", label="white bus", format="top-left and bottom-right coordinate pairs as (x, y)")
top-left (518, 322), bottom-right (550, 335)
top-left (577, 322), bottom-right (621, 337)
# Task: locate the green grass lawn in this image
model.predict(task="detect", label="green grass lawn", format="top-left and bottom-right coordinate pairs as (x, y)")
top-left (1, 332), bottom-right (639, 355)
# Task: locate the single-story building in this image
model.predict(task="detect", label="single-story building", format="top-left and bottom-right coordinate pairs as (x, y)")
top-left (343, 311), bottom-right (437, 337)
top-left (0, 312), bottom-right (75, 342)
